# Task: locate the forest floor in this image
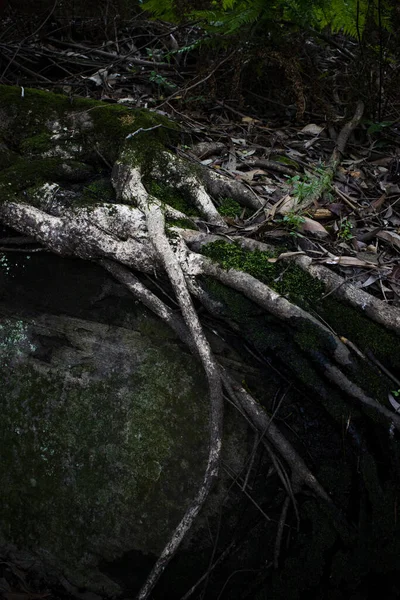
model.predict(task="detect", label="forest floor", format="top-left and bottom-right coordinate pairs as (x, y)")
top-left (1, 8), bottom-right (400, 600)
top-left (1, 10), bottom-right (399, 311)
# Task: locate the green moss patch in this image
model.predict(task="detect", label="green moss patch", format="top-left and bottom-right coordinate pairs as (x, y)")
top-left (81, 178), bottom-right (116, 204)
top-left (202, 240), bottom-right (324, 307)
top-left (218, 197), bottom-right (243, 218)
top-left (0, 86), bottom-right (179, 168)
top-left (202, 240), bottom-right (400, 397)
top-left (0, 158), bottom-right (95, 200)
top-left (147, 181), bottom-right (200, 216)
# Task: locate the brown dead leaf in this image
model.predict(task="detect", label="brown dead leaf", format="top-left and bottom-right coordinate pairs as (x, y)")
top-left (265, 194), bottom-right (293, 220)
top-left (298, 217), bottom-right (329, 238)
top-left (300, 124), bottom-right (324, 135)
top-left (267, 251), bottom-right (306, 263)
top-left (274, 194), bottom-right (297, 216)
top-left (308, 208), bottom-right (333, 219)
top-left (377, 230), bottom-right (400, 250)
top-left (241, 116), bottom-right (261, 124)
top-left (324, 256), bottom-right (379, 268)
top-left (327, 203), bottom-right (345, 216)
top-left (238, 169), bottom-right (267, 182)
top-left (370, 194), bottom-right (387, 211)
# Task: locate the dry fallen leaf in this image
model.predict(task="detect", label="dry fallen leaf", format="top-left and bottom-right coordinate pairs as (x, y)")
top-left (265, 194), bottom-right (293, 219)
top-left (267, 251), bottom-right (306, 263)
top-left (300, 124), bottom-right (325, 135)
top-left (324, 256), bottom-right (379, 268)
top-left (242, 116), bottom-right (261, 124)
top-left (298, 217), bottom-right (329, 238)
top-left (238, 169), bottom-right (267, 182)
top-left (308, 208), bottom-right (333, 219)
top-left (370, 194), bottom-right (387, 211)
top-left (361, 274), bottom-right (381, 288)
top-left (377, 230), bottom-right (400, 250)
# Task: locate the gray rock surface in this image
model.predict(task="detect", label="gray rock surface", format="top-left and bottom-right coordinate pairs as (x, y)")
top-left (0, 253), bottom-right (248, 595)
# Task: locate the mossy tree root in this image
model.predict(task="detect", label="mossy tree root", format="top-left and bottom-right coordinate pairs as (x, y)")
top-left (1, 86), bottom-right (398, 599)
top-left (99, 259), bottom-right (346, 597)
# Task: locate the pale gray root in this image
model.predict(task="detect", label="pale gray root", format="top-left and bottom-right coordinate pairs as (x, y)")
top-left (221, 372), bottom-right (353, 544)
top-left (242, 157), bottom-right (297, 177)
top-left (274, 496), bottom-right (291, 568)
top-left (195, 252), bottom-right (352, 367)
top-left (190, 141), bottom-right (226, 159)
top-left (294, 255), bottom-right (400, 336)
top-left (221, 371), bottom-right (331, 504)
top-left (199, 257), bottom-right (400, 430)
top-left (324, 364), bottom-right (400, 431)
top-left (177, 228), bottom-right (276, 254)
top-left (180, 246), bottom-right (400, 434)
top-left (181, 229), bottom-right (400, 336)
top-left (0, 200), bottom-right (157, 273)
top-left (116, 163), bottom-right (224, 600)
top-left (202, 167), bottom-right (266, 211)
top-left (172, 229), bottom-right (229, 253)
top-left (151, 151), bottom-right (226, 225)
top-left (98, 259), bottom-right (198, 355)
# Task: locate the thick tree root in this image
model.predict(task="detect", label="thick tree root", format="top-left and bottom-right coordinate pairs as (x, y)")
top-left (1, 97), bottom-right (398, 598)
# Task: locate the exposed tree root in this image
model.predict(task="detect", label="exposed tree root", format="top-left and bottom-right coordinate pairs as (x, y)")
top-left (179, 229), bottom-right (400, 340)
top-left (294, 255), bottom-right (400, 335)
top-left (100, 258), bottom-right (347, 592)
top-left (1, 89), bottom-right (399, 599)
top-left (202, 167), bottom-right (266, 210)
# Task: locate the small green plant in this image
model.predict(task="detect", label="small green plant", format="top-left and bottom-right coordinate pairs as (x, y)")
top-left (392, 389), bottom-right (400, 398)
top-left (281, 211), bottom-right (305, 234)
top-left (287, 168), bottom-right (328, 203)
top-left (286, 164), bottom-right (334, 207)
top-left (337, 217), bottom-right (353, 240)
top-left (149, 71), bottom-right (177, 91)
top-left (287, 175), bottom-right (313, 202)
top-left (315, 164), bottom-right (332, 190)
top-left (365, 120), bottom-right (393, 135)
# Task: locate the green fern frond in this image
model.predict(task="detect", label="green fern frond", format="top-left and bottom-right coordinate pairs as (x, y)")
top-left (312, 0), bottom-right (392, 37)
top-left (141, 0), bottom-right (179, 21)
top-left (141, 0), bottom-right (394, 40)
top-left (221, 0), bottom-right (237, 9)
top-left (190, 0), bottom-right (265, 34)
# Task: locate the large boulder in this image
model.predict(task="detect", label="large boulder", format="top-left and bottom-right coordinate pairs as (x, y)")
top-left (0, 253), bottom-right (246, 595)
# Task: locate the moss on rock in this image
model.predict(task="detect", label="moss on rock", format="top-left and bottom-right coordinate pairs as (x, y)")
top-left (0, 315), bottom-right (209, 593)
